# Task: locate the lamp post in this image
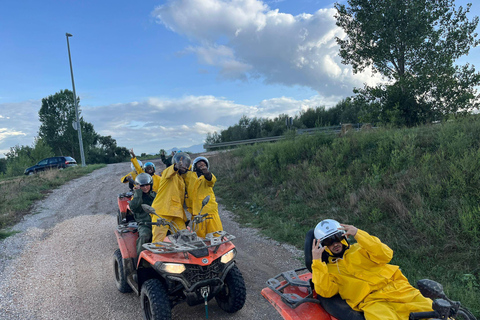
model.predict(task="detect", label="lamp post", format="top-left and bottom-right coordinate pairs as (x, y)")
top-left (66, 32), bottom-right (86, 167)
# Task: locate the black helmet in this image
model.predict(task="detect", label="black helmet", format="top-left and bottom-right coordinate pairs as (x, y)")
top-left (135, 173), bottom-right (153, 186)
top-left (173, 152), bottom-right (191, 169)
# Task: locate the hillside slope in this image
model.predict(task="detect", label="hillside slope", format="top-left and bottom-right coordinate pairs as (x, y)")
top-left (210, 117), bottom-right (480, 316)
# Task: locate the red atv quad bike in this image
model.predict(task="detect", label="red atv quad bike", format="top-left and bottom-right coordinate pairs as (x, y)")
top-left (262, 229), bottom-right (477, 320)
top-left (113, 196), bottom-right (246, 320)
top-left (261, 268), bottom-right (477, 320)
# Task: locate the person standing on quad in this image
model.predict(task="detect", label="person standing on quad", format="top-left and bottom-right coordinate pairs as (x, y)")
top-left (311, 219), bottom-right (433, 320)
top-left (129, 148), bottom-right (162, 192)
top-left (128, 173), bottom-right (157, 256)
top-left (184, 156), bottom-right (223, 238)
top-left (150, 152), bottom-right (191, 243)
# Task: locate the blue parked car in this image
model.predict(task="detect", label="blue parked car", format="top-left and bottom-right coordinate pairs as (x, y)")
top-left (24, 156), bottom-right (77, 175)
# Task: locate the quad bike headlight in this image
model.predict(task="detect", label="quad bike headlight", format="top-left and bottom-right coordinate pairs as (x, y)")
top-left (160, 263), bottom-right (186, 274)
top-left (220, 249), bottom-right (236, 264)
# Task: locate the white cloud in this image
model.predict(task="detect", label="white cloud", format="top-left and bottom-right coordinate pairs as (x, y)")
top-left (1, 94), bottom-right (341, 157)
top-left (0, 100), bottom-right (41, 156)
top-left (152, 0), bottom-right (382, 96)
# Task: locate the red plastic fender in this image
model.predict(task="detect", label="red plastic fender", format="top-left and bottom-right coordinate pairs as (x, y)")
top-left (117, 195), bottom-right (132, 214)
top-left (114, 229), bottom-right (138, 259)
top-left (261, 287), bottom-right (338, 320)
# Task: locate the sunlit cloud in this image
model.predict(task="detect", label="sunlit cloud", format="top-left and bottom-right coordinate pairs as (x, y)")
top-left (152, 0), bottom-right (381, 96)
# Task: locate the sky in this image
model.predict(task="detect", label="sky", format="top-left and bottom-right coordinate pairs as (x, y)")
top-left (1, 0), bottom-right (480, 157)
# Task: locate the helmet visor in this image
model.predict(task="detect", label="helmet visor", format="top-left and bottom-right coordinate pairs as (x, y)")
top-left (321, 233), bottom-right (344, 247)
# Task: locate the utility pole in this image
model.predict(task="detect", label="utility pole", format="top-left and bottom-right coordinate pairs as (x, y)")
top-left (66, 33), bottom-right (86, 167)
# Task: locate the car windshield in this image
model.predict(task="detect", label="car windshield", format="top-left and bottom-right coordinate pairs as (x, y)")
top-left (65, 157), bottom-right (76, 162)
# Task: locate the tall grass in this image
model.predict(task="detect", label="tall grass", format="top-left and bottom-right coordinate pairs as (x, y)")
top-left (0, 165), bottom-right (105, 239)
top-left (211, 117), bottom-right (480, 316)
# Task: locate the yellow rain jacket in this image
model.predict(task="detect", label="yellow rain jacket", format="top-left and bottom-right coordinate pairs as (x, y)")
top-left (120, 171), bottom-right (138, 184)
top-left (312, 229), bottom-right (432, 320)
top-left (183, 171), bottom-right (223, 238)
top-left (150, 165), bottom-right (187, 242)
top-left (131, 157), bottom-right (162, 192)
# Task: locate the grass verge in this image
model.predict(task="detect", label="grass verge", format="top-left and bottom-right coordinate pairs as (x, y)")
top-left (210, 117), bottom-right (480, 317)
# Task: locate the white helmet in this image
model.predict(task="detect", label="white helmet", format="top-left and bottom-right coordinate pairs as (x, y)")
top-left (314, 219), bottom-right (345, 242)
top-left (192, 156), bottom-right (209, 171)
top-left (131, 160), bottom-right (143, 172)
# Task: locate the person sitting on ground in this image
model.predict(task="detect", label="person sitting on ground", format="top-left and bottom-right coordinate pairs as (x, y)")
top-left (183, 156), bottom-right (223, 238)
top-left (129, 148), bottom-right (162, 192)
top-left (311, 219), bottom-right (433, 320)
top-left (120, 160), bottom-right (142, 191)
top-left (128, 173), bottom-right (157, 257)
top-left (150, 152), bottom-right (191, 243)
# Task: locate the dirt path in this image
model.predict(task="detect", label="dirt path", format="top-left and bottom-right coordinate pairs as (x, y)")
top-left (0, 161), bottom-right (303, 320)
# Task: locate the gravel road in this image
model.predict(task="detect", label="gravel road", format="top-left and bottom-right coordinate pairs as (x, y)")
top-left (0, 161), bottom-right (303, 320)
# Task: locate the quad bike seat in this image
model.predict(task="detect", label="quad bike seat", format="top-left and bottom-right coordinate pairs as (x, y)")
top-left (304, 229), bottom-right (365, 320)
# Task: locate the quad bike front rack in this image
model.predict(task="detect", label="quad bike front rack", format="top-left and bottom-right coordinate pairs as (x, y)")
top-left (266, 267), bottom-right (320, 309)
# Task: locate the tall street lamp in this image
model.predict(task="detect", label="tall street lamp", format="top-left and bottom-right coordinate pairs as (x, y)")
top-left (66, 32), bottom-right (86, 167)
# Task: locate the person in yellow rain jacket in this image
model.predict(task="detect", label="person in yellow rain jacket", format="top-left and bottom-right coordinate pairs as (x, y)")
top-left (129, 148), bottom-right (162, 192)
top-left (311, 219), bottom-right (433, 320)
top-left (150, 152), bottom-right (191, 243)
top-left (120, 160), bottom-right (142, 190)
top-left (184, 156), bottom-right (223, 238)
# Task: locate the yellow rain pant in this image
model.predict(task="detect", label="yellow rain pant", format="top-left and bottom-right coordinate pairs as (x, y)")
top-left (151, 216), bottom-right (186, 243)
top-left (358, 272), bottom-right (433, 320)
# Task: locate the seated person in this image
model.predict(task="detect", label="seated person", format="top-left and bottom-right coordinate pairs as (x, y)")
top-left (128, 173), bottom-right (157, 257)
top-left (311, 219), bottom-right (433, 320)
top-left (305, 228), bottom-right (365, 320)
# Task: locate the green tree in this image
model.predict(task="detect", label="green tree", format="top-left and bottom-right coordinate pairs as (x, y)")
top-left (335, 0), bottom-right (480, 126)
top-left (3, 138), bottom-right (53, 177)
top-left (38, 89), bottom-right (85, 159)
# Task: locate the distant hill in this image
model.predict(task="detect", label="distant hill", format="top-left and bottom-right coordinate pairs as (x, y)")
top-left (166, 144), bottom-right (205, 154)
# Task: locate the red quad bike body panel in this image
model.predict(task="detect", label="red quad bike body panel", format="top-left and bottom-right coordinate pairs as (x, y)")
top-left (114, 228), bottom-right (138, 259)
top-left (261, 270), bottom-right (339, 320)
top-left (117, 194), bottom-right (132, 215)
top-left (139, 240), bottom-right (236, 266)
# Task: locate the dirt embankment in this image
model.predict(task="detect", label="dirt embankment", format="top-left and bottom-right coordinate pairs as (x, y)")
top-left (0, 161), bottom-right (302, 320)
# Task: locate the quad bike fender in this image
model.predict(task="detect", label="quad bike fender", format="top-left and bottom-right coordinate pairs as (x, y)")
top-left (261, 287), bottom-right (336, 320)
top-left (117, 195), bottom-right (132, 214)
top-left (114, 229), bottom-right (138, 259)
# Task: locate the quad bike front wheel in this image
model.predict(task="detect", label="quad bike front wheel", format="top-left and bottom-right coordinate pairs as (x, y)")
top-left (141, 279), bottom-right (172, 320)
top-left (113, 249), bottom-right (132, 293)
top-left (215, 264), bottom-right (246, 313)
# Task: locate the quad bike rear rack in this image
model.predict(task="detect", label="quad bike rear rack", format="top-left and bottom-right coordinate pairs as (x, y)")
top-left (266, 267), bottom-right (320, 309)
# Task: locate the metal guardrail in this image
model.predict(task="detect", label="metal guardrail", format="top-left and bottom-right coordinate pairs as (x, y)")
top-left (203, 124), bottom-right (368, 150)
top-left (203, 135), bottom-right (286, 149)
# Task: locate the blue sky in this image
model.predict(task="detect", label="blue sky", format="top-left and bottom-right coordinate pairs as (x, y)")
top-left (1, 0), bottom-right (479, 157)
